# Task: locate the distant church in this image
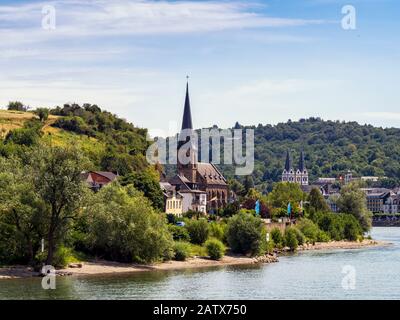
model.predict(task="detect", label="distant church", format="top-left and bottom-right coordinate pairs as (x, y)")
top-left (168, 81), bottom-right (229, 213)
top-left (281, 150), bottom-right (309, 185)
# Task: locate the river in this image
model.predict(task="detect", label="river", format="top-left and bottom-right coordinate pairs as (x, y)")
top-left (0, 227), bottom-right (399, 300)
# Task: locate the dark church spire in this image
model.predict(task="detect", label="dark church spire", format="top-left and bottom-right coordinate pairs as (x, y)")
top-left (285, 150), bottom-right (292, 171)
top-left (299, 150), bottom-right (306, 171)
top-left (181, 79), bottom-right (193, 130)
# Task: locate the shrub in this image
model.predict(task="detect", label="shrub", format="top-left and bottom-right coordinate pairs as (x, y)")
top-left (226, 212), bottom-right (264, 255)
top-left (86, 184), bottom-right (174, 264)
top-left (342, 214), bottom-right (362, 241)
top-left (185, 219), bottom-right (209, 245)
top-left (297, 218), bottom-right (320, 244)
top-left (285, 227), bottom-right (299, 251)
top-left (270, 228), bottom-right (284, 248)
top-left (293, 227), bottom-right (305, 246)
top-left (188, 244), bottom-right (207, 257)
top-left (168, 225), bottom-right (191, 242)
top-left (173, 242), bottom-right (191, 261)
top-left (209, 222), bottom-right (226, 242)
top-left (317, 230), bottom-right (331, 242)
top-left (205, 239), bottom-right (226, 260)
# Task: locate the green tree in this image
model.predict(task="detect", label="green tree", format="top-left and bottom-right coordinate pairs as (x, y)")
top-left (337, 182), bottom-right (372, 232)
top-left (7, 101), bottom-right (27, 112)
top-left (121, 168), bottom-right (164, 211)
top-left (307, 187), bottom-right (330, 213)
top-left (0, 157), bottom-right (47, 264)
top-left (34, 108), bottom-right (49, 122)
top-left (185, 219), bottom-right (209, 245)
top-left (85, 183), bottom-right (173, 263)
top-left (268, 182), bottom-right (305, 216)
top-left (226, 212), bottom-right (264, 255)
top-left (284, 227), bottom-right (299, 251)
top-left (29, 144), bottom-right (90, 265)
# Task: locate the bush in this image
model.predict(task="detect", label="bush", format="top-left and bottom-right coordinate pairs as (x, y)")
top-left (205, 239), bottom-right (226, 260)
top-left (317, 230), bottom-right (331, 242)
top-left (285, 227), bottom-right (299, 251)
top-left (293, 227), bottom-right (305, 246)
top-left (226, 212), bottom-right (264, 255)
top-left (188, 244), bottom-right (207, 257)
top-left (173, 242), bottom-right (191, 261)
top-left (209, 222), bottom-right (226, 242)
top-left (185, 219), bottom-right (209, 245)
top-left (342, 215), bottom-right (362, 241)
top-left (297, 218), bottom-right (320, 244)
top-left (270, 228), bottom-right (284, 248)
top-left (168, 225), bottom-right (191, 242)
top-left (86, 184), bottom-right (174, 263)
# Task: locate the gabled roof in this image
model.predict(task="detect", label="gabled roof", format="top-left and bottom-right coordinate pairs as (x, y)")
top-left (92, 171), bottom-right (118, 181)
top-left (197, 162), bottom-right (227, 185)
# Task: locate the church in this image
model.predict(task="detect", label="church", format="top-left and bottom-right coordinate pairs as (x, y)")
top-left (281, 150), bottom-right (309, 186)
top-left (167, 81), bottom-right (229, 213)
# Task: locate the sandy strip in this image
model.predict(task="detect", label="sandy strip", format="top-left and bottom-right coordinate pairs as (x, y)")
top-left (0, 240), bottom-right (390, 279)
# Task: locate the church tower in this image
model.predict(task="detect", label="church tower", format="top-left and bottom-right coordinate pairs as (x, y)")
top-left (296, 150), bottom-right (308, 185)
top-left (282, 150), bottom-right (295, 183)
top-left (177, 80), bottom-right (198, 185)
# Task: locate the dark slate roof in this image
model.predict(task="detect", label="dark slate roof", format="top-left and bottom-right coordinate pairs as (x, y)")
top-left (285, 150), bottom-right (292, 171)
top-left (299, 150), bottom-right (306, 171)
top-left (181, 82), bottom-right (193, 130)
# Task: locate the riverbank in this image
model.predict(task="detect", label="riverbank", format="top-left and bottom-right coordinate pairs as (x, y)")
top-left (0, 239), bottom-right (390, 279)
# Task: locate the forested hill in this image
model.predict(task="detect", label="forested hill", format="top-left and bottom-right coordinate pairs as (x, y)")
top-left (0, 103), bottom-right (165, 210)
top-left (221, 118), bottom-right (400, 190)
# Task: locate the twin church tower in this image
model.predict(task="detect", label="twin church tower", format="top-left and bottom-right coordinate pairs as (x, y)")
top-left (281, 150), bottom-right (309, 186)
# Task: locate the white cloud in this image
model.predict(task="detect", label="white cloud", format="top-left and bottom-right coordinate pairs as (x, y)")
top-left (0, 0), bottom-right (324, 47)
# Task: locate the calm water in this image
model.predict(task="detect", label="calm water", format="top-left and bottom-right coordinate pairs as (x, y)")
top-left (1, 227), bottom-right (399, 300)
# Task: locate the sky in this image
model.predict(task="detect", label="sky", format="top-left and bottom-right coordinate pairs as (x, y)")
top-left (0, 0), bottom-right (399, 136)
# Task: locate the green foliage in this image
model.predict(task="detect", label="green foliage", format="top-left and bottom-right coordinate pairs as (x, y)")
top-left (292, 227), bottom-right (305, 246)
top-left (121, 168), bottom-right (164, 211)
top-left (284, 227), bottom-right (299, 251)
top-left (337, 182), bottom-right (372, 232)
top-left (217, 118), bottom-right (400, 189)
top-left (307, 188), bottom-right (330, 213)
top-left (205, 239), bottom-right (226, 260)
top-left (168, 225), bottom-right (191, 242)
top-left (5, 126), bottom-right (41, 146)
top-left (220, 201), bottom-right (240, 217)
top-left (173, 241), bottom-right (191, 261)
top-left (270, 227), bottom-right (284, 248)
top-left (226, 212), bottom-right (264, 255)
top-left (7, 101), bottom-right (27, 112)
top-left (208, 222), bottom-right (226, 242)
top-left (296, 218), bottom-right (320, 244)
top-left (34, 108), bottom-right (49, 122)
top-left (185, 219), bottom-right (209, 245)
top-left (85, 183), bottom-right (174, 263)
top-left (268, 182), bottom-right (305, 217)
top-left (313, 212), bottom-right (363, 241)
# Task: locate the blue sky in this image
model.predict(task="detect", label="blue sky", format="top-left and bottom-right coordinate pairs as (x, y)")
top-left (0, 0), bottom-right (399, 135)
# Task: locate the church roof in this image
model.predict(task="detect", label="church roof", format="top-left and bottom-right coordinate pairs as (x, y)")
top-left (285, 150), bottom-right (293, 171)
top-left (197, 162), bottom-right (227, 185)
top-left (299, 150), bottom-right (306, 171)
top-left (181, 82), bottom-right (193, 130)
